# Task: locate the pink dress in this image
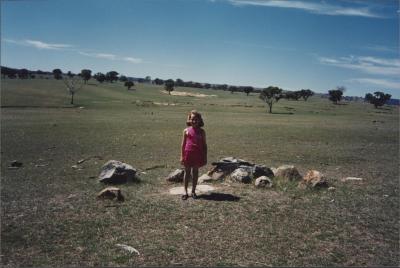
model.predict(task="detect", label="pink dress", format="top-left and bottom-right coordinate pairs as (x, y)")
top-left (183, 127), bottom-right (206, 168)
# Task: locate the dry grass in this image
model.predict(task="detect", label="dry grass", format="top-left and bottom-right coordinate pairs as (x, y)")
top-left (1, 78), bottom-right (399, 266)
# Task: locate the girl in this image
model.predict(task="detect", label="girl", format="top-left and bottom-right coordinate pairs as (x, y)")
top-left (180, 110), bottom-right (207, 200)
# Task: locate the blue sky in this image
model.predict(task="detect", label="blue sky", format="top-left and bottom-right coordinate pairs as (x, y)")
top-left (2, 0), bottom-right (399, 97)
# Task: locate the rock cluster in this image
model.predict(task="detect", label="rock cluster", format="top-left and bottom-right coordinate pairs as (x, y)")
top-left (166, 157), bottom-right (331, 190)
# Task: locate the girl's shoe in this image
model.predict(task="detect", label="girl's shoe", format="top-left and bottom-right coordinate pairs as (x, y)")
top-left (191, 192), bottom-right (197, 199)
top-left (181, 194), bottom-right (189, 200)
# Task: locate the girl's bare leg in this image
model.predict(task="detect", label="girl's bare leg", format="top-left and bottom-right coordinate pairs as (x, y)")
top-left (191, 168), bottom-right (199, 196)
top-left (183, 167), bottom-right (191, 197)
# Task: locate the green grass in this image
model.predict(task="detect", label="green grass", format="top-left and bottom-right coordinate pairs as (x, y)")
top-left (1, 77), bottom-right (399, 266)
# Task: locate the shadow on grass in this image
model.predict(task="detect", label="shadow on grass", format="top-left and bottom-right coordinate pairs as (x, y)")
top-left (198, 192), bottom-right (240, 202)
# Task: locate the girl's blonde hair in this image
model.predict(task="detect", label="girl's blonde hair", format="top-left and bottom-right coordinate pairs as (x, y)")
top-left (186, 110), bottom-right (204, 127)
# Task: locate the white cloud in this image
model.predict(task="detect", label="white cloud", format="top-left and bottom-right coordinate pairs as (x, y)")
top-left (79, 51), bottom-right (117, 60)
top-left (123, 57), bottom-right (143, 64)
top-left (347, 78), bottom-right (400, 90)
top-left (363, 45), bottom-right (398, 53)
top-left (25, 40), bottom-right (73, 50)
top-left (79, 51), bottom-right (143, 64)
top-left (3, 38), bottom-right (73, 50)
top-left (318, 55), bottom-right (400, 76)
top-left (228, 0), bottom-right (384, 18)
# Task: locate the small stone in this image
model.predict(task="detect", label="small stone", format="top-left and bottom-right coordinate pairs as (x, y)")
top-left (255, 176), bottom-right (273, 188)
top-left (97, 187), bottom-right (124, 201)
top-left (328, 187), bottom-right (336, 191)
top-left (341, 177), bottom-right (363, 182)
top-left (10, 161), bottom-right (23, 168)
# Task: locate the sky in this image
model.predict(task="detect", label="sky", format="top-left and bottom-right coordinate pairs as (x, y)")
top-left (1, 0), bottom-right (399, 98)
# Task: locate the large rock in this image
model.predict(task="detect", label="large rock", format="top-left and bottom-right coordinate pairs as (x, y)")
top-left (166, 169), bottom-right (184, 183)
top-left (255, 176), bottom-right (273, 188)
top-left (275, 165), bottom-right (302, 181)
top-left (198, 173), bottom-right (212, 183)
top-left (230, 168), bottom-right (252, 183)
top-left (99, 160), bottom-right (138, 183)
top-left (211, 157), bottom-right (254, 174)
top-left (253, 165), bottom-right (274, 179)
top-left (97, 187), bottom-right (125, 201)
top-left (302, 170), bottom-right (328, 188)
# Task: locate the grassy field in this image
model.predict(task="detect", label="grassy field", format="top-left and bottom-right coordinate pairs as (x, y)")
top-left (1, 78), bottom-right (399, 266)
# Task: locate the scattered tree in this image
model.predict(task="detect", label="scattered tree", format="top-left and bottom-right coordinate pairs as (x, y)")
top-left (94, 72), bottom-right (106, 83)
top-left (106, 71), bottom-right (119, 83)
top-left (229, 85), bottom-right (238, 94)
top-left (284, 90), bottom-right (302, 100)
top-left (164, 79), bottom-right (175, 94)
top-left (175, 78), bottom-right (184, 87)
top-left (259, 86), bottom-right (283, 113)
top-left (300, 89), bottom-right (314, 101)
top-left (119, 75), bottom-right (128, 82)
top-left (52, 69), bottom-right (62, 80)
top-left (67, 71), bottom-right (75, 78)
top-left (243, 86), bottom-right (254, 96)
top-left (328, 86), bottom-right (345, 104)
top-left (63, 76), bottom-right (84, 105)
top-left (154, 78), bottom-right (164, 85)
top-left (80, 69), bottom-right (92, 84)
top-left (18, 69), bottom-right (29, 79)
top-left (125, 81), bottom-right (135, 90)
top-left (365, 91), bottom-right (391, 108)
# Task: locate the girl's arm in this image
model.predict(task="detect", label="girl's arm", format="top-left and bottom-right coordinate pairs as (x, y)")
top-left (203, 129), bottom-right (208, 163)
top-left (180, 129), bottom-right (187, 164)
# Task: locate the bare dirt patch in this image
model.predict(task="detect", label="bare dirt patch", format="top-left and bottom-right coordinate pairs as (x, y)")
top-left (160, 90), bottom-right (217, 98)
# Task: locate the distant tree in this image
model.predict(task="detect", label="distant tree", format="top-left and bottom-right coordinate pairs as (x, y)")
top-left (259, 86), bottom-right (283, 113)
top-left (229, 85), bottom-right (238, 94)
top-left (52, 69), bottom-right (62, 80)
top-left (175, 78), bottom-right (184, 87)
top-left (300, 89), bottom-right (314, 101)
top-left (204, 83), bottom-right (211, 89)
top-left (80, 69), bottom-right (92, 84)
top-left (67, 71), bottom-right (75, 78)
top-left (119, 75), bottom-right (128, 82)
top-left (124, 81), bottom-right (135, 90)
top-left (328, 86), bottom-right (345, 104)
top-left (145, 76), bottom-right (151, 83)
top-left (365, 91), bottom-right (391, 108)
top-left (1, 67), bottom-right (17, 78)
top-left (63, 76), bottom-right (84, 105)
top-left (18, 69), bottom-right (29, 79)
top-left (164, 79), bottom-right (175, 94)
top-left (154, 78), bottom-right (164, 85)
top-left (106, 71), bottom-right (119, 83)
top-left (243, 86), bottom-right (254, 96)
top-left (284, 90), bottom-right (302, 100)
top-left (94, 72), bottom-right (106, 83)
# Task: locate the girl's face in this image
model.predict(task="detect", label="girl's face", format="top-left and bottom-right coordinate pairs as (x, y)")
top-left (190, 114), bottom-right (200, 127)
